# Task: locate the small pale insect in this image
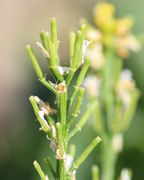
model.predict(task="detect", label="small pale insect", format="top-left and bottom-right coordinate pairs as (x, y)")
top-left (58, 66), bottom-right (70, 75)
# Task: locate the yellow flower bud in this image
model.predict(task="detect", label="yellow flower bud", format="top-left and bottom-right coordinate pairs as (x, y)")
top-left (94, 3), bottom-right (115, 19)
top-left (93, 3), bottom-right (116, 33)
top-left (115, 17), bottom-right (134, 36)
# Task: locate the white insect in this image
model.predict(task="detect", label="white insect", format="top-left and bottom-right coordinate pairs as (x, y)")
top-left (46, 175), bottom-right (49, 180)
top-left (50, 140), bottom-right (57, 151)
top-left (65, 154), bottom-right (73, 172)
top-left (120, 169), bottom-right (131, 180)
top-left (120, 69), bottom-right (133, 81)
top-left (112, 134), bottom-right (123, 153)
top-left (58, 66), bottom-right (70, 75)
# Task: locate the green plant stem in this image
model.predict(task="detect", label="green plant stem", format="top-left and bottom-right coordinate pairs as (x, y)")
top-left (56, 123), bottom-right (66, 180)
top-left (45, 32), bottom-right (57, 66)
top-left (57, 91), bottom-right (67, 134)
top-left (51, 18), bottom-right (60, 65)
top-left (33, 161), bottom-right (46, 180)
top-left (101, 49), bottom-right (115, 132)
top-left (68, 59), bottom-right (90, 110)
top-left (101, 135), bottom-right (118, 180)
top-left (69, 101), bottom-right (97, 139)
top-left (75, 59), bottom-right (90, 86)
top-left (26, 45), bottom-right (58, 95)
top-left (57, 90), bottom-right (68, 154)
top-left (44, 157), bottom-right (56, 178)
top-left (46, 116), bottom-right (55, 126)
top-left (66, 68), bottom-right (76, 87)
top-left (70, 32), bottom-right (76, 67)
top-left (67, 88), bottom-right (85, 128)
top-left (26, 45), bottom-right (43, 80)
top-left (100, 49), bottom-right (122, 180)
top-left (45, 33), bottom-right (63, 81)
top-left (69, 144), bottom-right (76, 158)
top-left (112, 98), bottom-right (123, 132)
top-left (51, 18), bottom-right (58, 55)
top-left (68, 85), bottom-right (79, 110)
top-left (72, 31), bottom-right (83, 68)
top-left (66, 31), bottom-right (83, 86)
top-left (70, 137), bottom-right (101, 173)
top-left (40, 30), bottom-right (48, 50)
top-left (93, 100), bottom-right (104, 134)
top-left (92, 165), bottom-right (99, 180)
top-left (39, 78), bottom-right (57, 95)
top-left (121, 90), bottom-right (140, 131)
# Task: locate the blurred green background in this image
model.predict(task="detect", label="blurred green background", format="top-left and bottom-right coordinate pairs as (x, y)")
top-left (0, 0), bottom-right (144, 179)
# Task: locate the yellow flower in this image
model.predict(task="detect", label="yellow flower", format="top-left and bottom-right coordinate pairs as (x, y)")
top-left (115, 34), bottom-right (141, 58)
top-left (93, 3), bottom-right (116, 33)
top-left (115, 17), bottom-right (134, 36)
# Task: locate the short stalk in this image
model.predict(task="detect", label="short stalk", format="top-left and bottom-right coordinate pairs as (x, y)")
top-left (69, 101), bottom-right (97, 139)
top-left (33, 161), bottom-right (46, 180)
top-left (68, 59), bottom-right (90, 111)
top-left (26, 45), bottom-right (43, 80)
top-left (66, 68), bottom-right (76, 87)
top-left (39, 78), bottom-right (57, 95)
top-left (44, 157), bottom-right (56, 178)
top-left (40, 30), bottom-right (48, 50)
top-left (70, 137), bottom-right (101, 173)
top-left (70, 32), bottom-right (76, 67)
top-left (92, 165), bottom-right (99, 180)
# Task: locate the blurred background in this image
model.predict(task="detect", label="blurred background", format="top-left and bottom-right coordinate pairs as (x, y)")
top-left (0, 0), bottom-right (144, 179)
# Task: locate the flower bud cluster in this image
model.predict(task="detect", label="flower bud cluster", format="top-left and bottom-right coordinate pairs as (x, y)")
top-left (83, 2), bottom-right (141, 72)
